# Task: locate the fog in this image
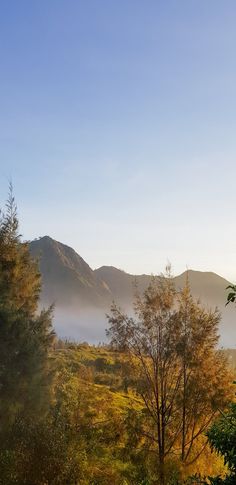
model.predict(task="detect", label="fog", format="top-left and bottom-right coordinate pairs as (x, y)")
top-left (52, 306), bottom-right (110, 344)
top-left (50, 304), bottom-right (236, 349)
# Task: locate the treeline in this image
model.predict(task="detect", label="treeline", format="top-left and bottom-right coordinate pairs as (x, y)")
top-left (0, 189), bottom-right (236, 484)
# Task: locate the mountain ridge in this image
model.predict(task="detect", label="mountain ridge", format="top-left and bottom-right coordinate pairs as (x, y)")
top-left (29, 236), bottom-right (236, 346)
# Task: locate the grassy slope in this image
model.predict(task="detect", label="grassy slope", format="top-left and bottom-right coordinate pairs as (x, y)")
top-left (51, 343), bottom-right (229, 481)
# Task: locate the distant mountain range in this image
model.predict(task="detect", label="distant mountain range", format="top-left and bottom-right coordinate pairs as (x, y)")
top-left (30, 236), bottom-right (236, 346)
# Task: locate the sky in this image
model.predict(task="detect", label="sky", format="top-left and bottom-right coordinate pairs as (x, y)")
top-left (0, 1), bottom-right (236, 280)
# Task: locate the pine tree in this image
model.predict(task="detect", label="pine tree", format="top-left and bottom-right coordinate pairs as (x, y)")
top-left (0, 186), bottom-right (55, 432)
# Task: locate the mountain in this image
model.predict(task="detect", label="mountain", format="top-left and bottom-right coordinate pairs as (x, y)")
top-left (95, 267), bottom-right (236, 345)
top-left (95, 266), bottom-right (231, 310)
top-left (30, 236), bottom-right (111, 308)
top-left (174, 270), bottom-right (231, 308)
top-left (30, 236), bottom-right (236, 346)
top-left (94, 266), bottom-right (152, 306)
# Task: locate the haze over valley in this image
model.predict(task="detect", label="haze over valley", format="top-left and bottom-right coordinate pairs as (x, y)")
top-left (30, 236), bottom-right (236, 347)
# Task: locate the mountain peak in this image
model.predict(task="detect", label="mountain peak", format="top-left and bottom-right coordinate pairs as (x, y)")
top-left (30, 236), bottom-right (111, 308)
top-left (29, 235), bottom-right (235, 346)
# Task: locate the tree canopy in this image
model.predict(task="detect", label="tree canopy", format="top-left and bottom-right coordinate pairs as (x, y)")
top-left (107, 269), bottom-right (234, 484)
top-left (0, 186), bottom-right (55, 431)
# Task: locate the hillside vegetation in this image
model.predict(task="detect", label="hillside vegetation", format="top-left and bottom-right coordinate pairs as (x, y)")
top-left (1, 190), bottom-right (236, 485)
top-left (51, 341), bottom-right (232, 482)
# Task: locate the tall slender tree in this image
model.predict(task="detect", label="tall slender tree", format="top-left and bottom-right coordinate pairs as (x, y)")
top-left (107, 269), bottom-right (182, 484)
top-left (0, 186), bottom-right (55, 431)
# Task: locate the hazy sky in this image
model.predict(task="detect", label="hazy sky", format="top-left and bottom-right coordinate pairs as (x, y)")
top-left (0, 1), bottom-right (236, 280)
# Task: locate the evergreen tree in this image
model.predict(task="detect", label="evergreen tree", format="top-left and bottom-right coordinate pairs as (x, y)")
top-left (0, 186), bottom-right (55, 431)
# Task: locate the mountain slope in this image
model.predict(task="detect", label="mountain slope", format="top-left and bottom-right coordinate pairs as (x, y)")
top-left (95, 266), bottom-right (231, 309)
top-left (174, 270), bottom-right (230, 308)
top-left (95, 267), bottom-right (236, 347)
top-left (30, 236), bottom-right (111, 308)
top-left (29, 236), bottom-right (236, 346)
top-left (94, 266), bottom-right (152, 305)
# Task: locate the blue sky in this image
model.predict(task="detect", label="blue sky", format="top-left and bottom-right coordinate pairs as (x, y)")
top-left (0, 1), bottom-right (236, 279)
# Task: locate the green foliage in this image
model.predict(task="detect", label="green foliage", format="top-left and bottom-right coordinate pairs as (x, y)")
top-left (226, 285), bottom-right (236, 305)
top-left (0, 413), bottom-right (85, 485)
top-left (0, 188), bottom-right (55, 430)
top-left (205, 404), bottom-right (236, 484)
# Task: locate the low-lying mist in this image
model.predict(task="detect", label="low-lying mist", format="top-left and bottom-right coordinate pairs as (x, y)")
top-left (50, 304), bottom-right (236, 348)
top-left (52, 306), bottom-right (110, 344)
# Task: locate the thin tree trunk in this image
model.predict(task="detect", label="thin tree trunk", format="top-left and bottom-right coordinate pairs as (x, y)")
top-left (182, 360), bottom-right (186, 461)
top-left (159, 455), bottom-right (165, 485)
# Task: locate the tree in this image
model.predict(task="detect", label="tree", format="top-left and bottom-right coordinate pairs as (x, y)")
top-left (176, 284), bottom-right (233, 467)
top-left (0, 412), bottom-right (85, 485)
top-left (205, 404), bottom-right (236, 485)
top-left (107, 268), bottom-right (234, 485)
top-left (0, 186), bottom-right (55, 431)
